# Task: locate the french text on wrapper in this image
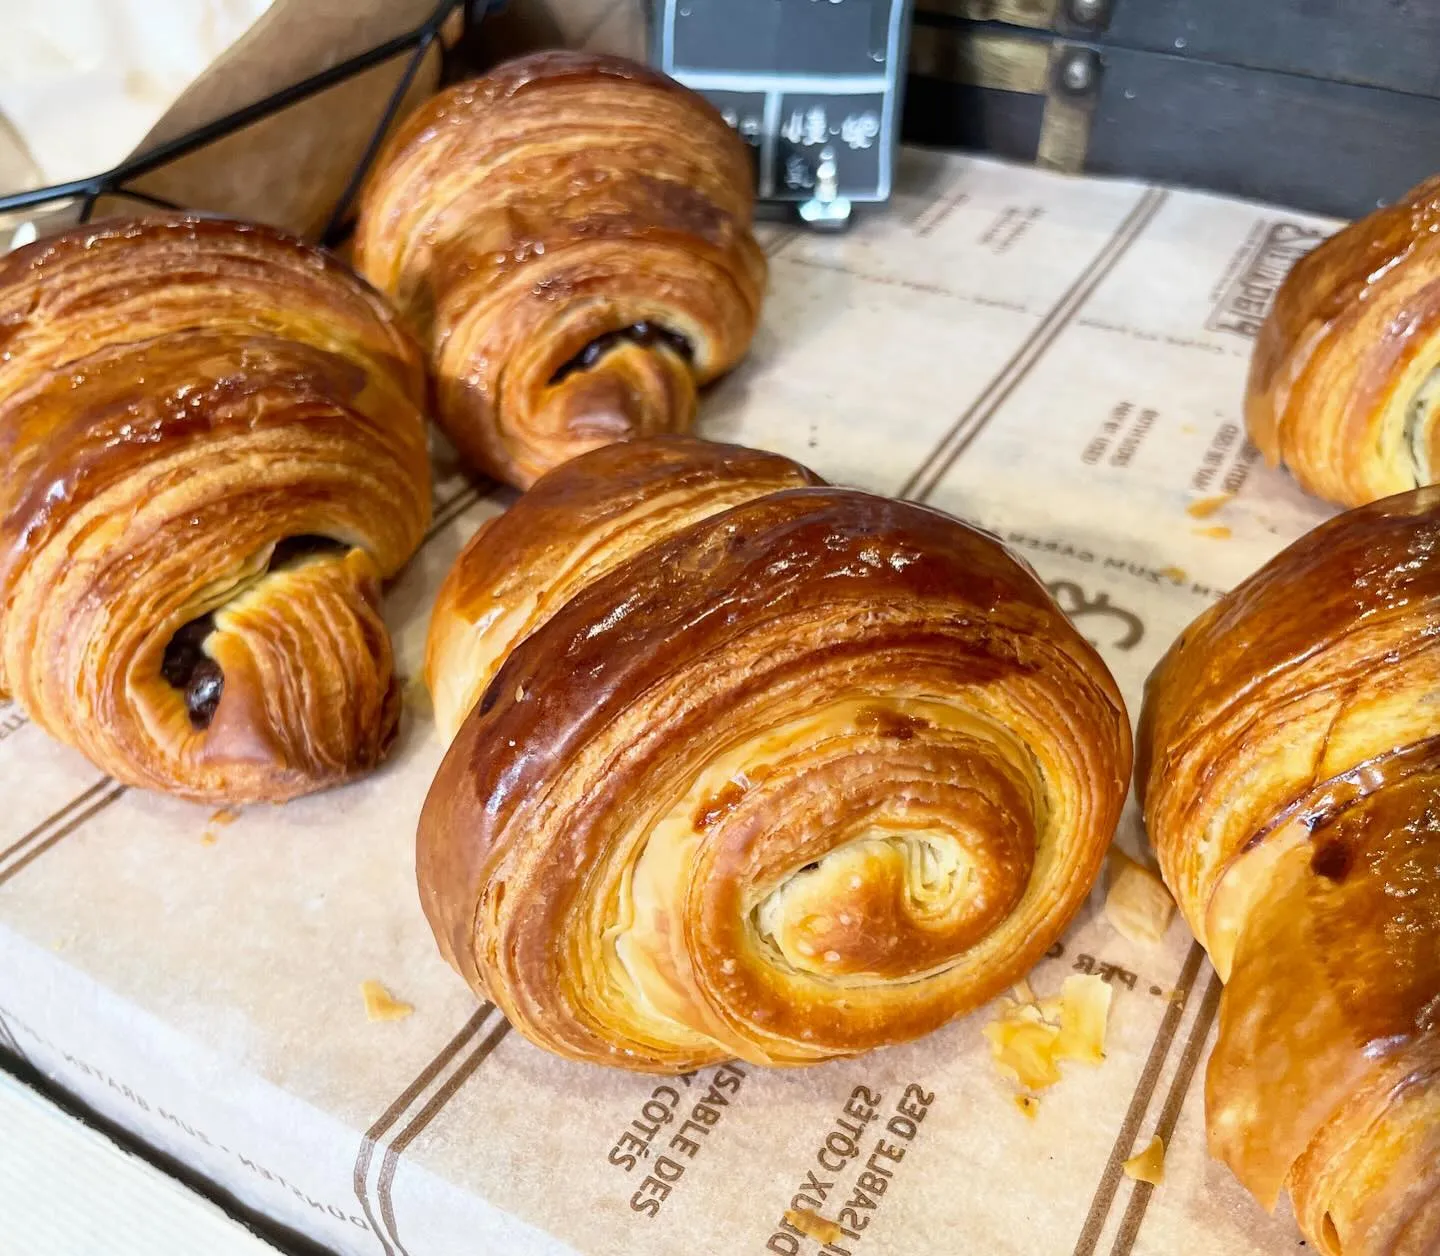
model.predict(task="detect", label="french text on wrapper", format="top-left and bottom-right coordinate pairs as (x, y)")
top-left (612, 1062), bottom-right (746, 1217)
top-left (1004, 531), bottom-right (1224, 604)
top-left (767, 1082), bottom-right (935, 1255)
top-left (1192, 421), bottom-right (1261, 495)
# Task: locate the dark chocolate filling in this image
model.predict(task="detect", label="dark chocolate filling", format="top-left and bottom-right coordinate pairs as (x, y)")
top-left (161, 614), bottom-right (222, 728)
top-left (160, 535), bottom-right (347, 730)
top-left (268, 533), bottom-right (347, 569)
top-left (1310, 838), bottom-right (1354, 883)
top-left (548, 321), bottom-right (693, 385)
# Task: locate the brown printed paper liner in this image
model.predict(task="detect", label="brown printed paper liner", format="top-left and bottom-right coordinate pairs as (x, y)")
top-left (0, 145), bottom-right (1339, 1256)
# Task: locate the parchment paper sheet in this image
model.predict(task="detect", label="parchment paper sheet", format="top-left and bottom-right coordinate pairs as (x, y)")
top-left (0, 0), bottom-right (444, 240)
top-left (0, 145), bottom-right (1341, 1256)
top-left (0, 0), bottom-right (276, 187)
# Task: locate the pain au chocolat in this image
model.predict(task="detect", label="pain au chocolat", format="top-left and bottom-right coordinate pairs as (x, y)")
top-left (353, 51), bottom-right (765, 490)
top-left (419, 437), bottom-right (1132, 1071)
top-left (0, 217), bottom-right (431, 804)
top-left (1139, 488), bottom-right (1440, 1256)
top-left (1247, 174), bottom-right (1440, 508)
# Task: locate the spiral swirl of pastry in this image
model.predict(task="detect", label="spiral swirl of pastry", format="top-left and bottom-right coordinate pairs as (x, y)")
top-left (1247, 175), bottom-right (1440, 508)
top-left (353, 51), bottom-right (765, 489)
top-left (1139, 488), bottom-right (1440, 1256)
top-left (0, 217), bottom-right (431, 803)
top-left (419, 437), bottom-right (1131, 1071)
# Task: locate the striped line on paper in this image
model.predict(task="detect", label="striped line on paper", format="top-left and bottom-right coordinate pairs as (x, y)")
top-left (426, 484), bottom-right (485, 539)
top-left (1107, 971), bottom-right (1225, 1256)
top-left (902, 185), bottom-right (1170, 503)
top-left (858, 173), bottom-right (1228, 1256)
top-left (0, 779), bottom-right (127, 890)
top-left (353, 1006), bottom-right (511, 1256)
top-left (1071, 942), bottom-right (1208, 1256)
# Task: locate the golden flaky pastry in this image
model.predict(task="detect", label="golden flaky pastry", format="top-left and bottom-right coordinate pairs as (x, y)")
top-left (1247, 175), bottom-right (1440, 507)
top-left (1139, 488), bottom-right (1440, 1256)
top-left (419, 437), bottom-right (1131, 1071)
top-left (0, 217), bottom-right (431, 803)
top-left (425, 437), bottom-right (822, 742)
top-left (353, 51), bottom-right (765, 489)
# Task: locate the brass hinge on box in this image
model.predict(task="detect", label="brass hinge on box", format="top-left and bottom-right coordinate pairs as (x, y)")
top-left (910, 0), bottom-right (1115, 173)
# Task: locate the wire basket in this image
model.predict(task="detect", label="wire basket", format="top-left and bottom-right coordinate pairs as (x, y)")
top-left (0, 0), bottom-right (490, 254)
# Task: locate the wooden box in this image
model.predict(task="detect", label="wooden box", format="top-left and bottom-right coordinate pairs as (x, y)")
top-left (903, 0), bottom-right (1440, 219)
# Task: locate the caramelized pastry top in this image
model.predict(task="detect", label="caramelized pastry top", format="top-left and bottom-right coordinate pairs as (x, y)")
top-left (425, 436), bottom-right (822, 740)
top-left (1139, 487), bottom-right (1440, 1256)
top-left (1247, 176), bottom-right (1440, 507)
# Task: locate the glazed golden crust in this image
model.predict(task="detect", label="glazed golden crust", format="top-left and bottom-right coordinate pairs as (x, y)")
top-left (424, 436), bottom-right (823, 741)
top-left (419, 438), bottom-right (1131, 1071)
top-left (353, 51), bottom-right (765, 488)
top-left (1246, 175), bottom-right (1440, 507)
top-left (0, 216), bottom-right (431, 803)
top-left (1138, 488), bottom-right (1440, 1256)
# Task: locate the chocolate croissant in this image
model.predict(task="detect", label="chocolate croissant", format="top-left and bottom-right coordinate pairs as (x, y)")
top-left (419, 437), bottom-right (1131, 1071)
top-left (1247, 175), bottom-right (1440, 507)
top-left (1138, 488), bottom-right (1440, 1256)
top-left (353, 51), bottom-right (765, 489)
top-left (0, 217), bottom-right (431, 804)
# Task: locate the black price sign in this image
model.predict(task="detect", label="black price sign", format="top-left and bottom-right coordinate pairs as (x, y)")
top-left (652, 0), bottom-right (911, 205)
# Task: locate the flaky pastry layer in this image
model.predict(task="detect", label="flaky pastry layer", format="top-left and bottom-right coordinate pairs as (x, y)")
top-left (1139, 488), bottom-right (1440, 1256)
top-left (1247, 176), bottom-right (1440, 507)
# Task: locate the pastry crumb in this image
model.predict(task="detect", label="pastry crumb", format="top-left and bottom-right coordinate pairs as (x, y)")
top-left (1012, 977), bottom-right (1036, 1004)
top-left (1186, 493), bottom-right (1231, 518)
top-left (1194, 525), bottom-right (1232, 539)
top-left (1123, 1135), bottom-right (1166, 1185)
top-left (1055, 974), bottom-right (1112, 1065)
top-left (1014, 1093), bottom-right (1039, 1120)
top-left (785, 1209), bottom-right (844, 1244)
top-left (984, 1016), bottom-right (1063, 1090)
top-left (1105, 850), bottom-right (1176, 944)
top-left (987, 974), bottom-right (1112, 1094)
top-left (201, 832), bottom-right (219, 846)
top-left (209, 807), bottom-right (242, 827)
top-left (361, 980), bottom-right (414, 1022)
top-left (1158, 565), bottom-right (1187, 583)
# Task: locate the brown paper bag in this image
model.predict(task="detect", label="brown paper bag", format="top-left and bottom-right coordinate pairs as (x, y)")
top-left (1, 0), bottom-right (452, 245)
